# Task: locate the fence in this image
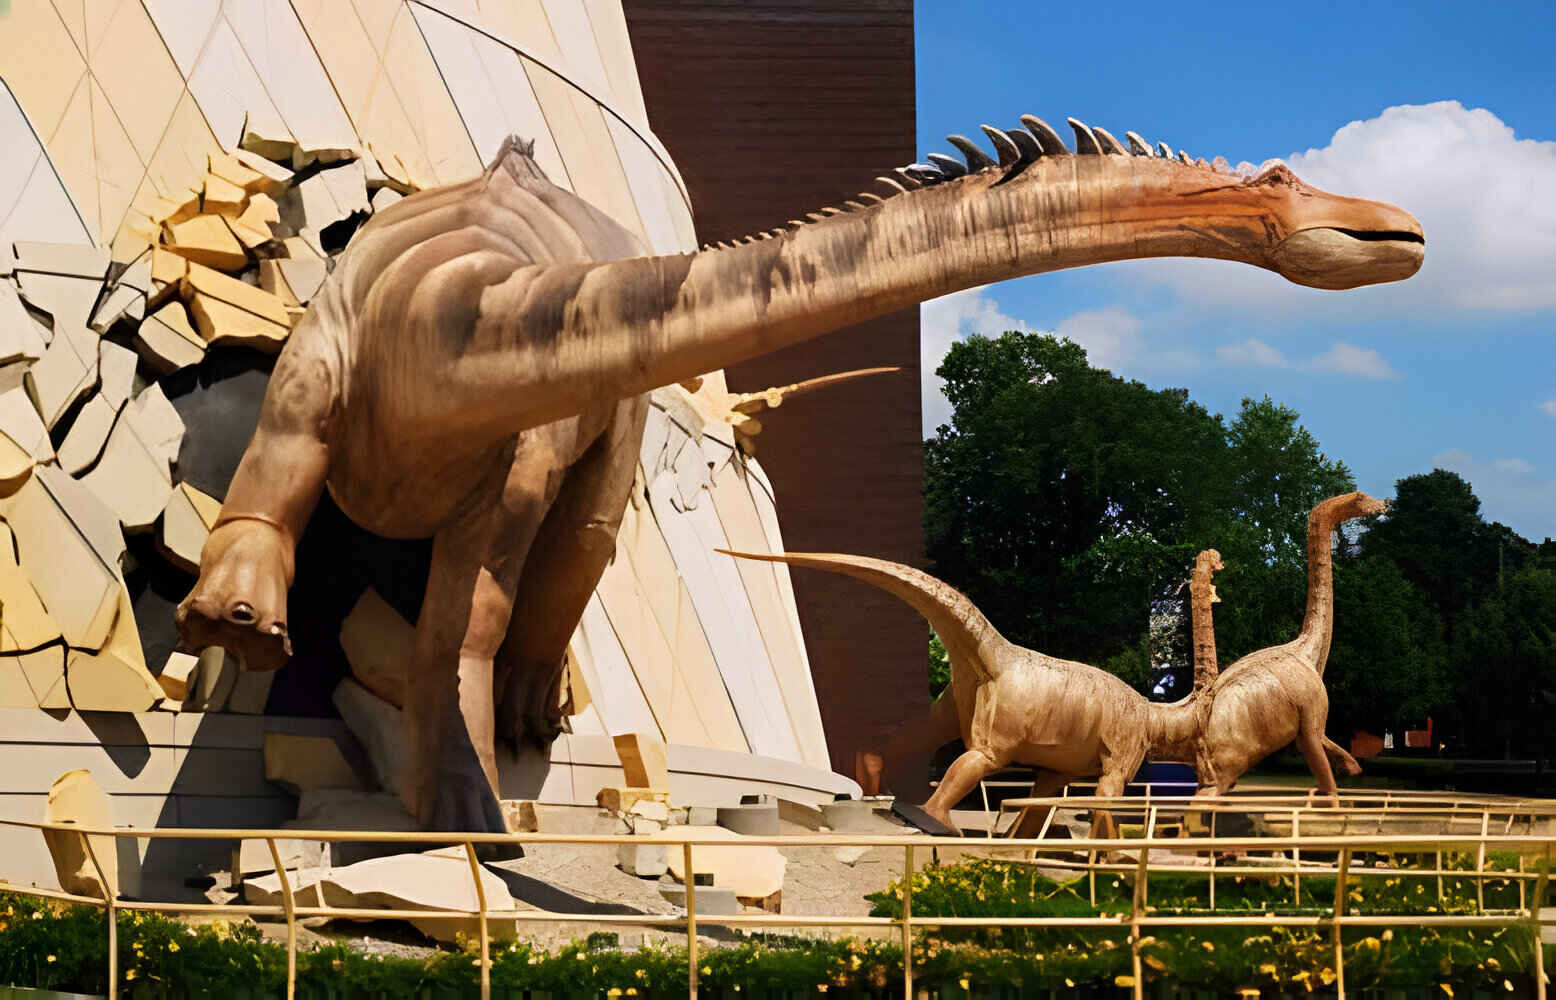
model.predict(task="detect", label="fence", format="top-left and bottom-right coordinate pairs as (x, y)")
top-left (2, 796), bottom-right (1553, 1000)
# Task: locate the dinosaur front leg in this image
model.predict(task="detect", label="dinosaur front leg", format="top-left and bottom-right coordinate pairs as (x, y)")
top-left (177, 333), bottom-right (333, 671)
top-left (495, 396), bottom-right (646, 752)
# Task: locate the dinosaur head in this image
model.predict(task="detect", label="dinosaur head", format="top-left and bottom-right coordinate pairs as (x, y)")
top-left (1248, 164), bottom-right (1424, 290)
top-left (1192, 549), bottom-right (1225, 604)
top-left (1314, 490), bottom-right (1390, 526)
top-left (877, 118), bottom-right (1424, 294)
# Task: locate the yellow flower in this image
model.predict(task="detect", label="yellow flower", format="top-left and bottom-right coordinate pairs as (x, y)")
top-left (1064, 979), bottom-right (1075, 988)
top-left (1383, 929), bottom-right (1394, 942)
top-left (46, 955), bottom-right (56, 964)
top-left (125, 970), bottom-right (137, 981)
top-left (1440, 985), bottom-right (1453, 998)
top-left (1201, 940), bottom-right (1215, 952)
top-left (700, 967), bottom-right (710, 976)
top-left (958, 977), bottom-right (971, 990)
top-left (1114, 975), bottom-right (1136, 988)
top-left (168, 941), bottom-right (179, 953)
top-left (1144, 956), bottom-right (1168, 972)
top-left (1320, 968), bottom-right (1335, 985)
top-left (1504, 981), bottom-right (1514, 992)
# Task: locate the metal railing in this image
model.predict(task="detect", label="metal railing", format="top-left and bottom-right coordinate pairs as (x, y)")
top-left (2, 805), bottom-right (1553, 1000)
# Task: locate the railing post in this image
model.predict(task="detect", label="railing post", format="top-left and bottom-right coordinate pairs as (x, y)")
top-left (684, 842), bottom-right (698, 1000)
top-left (1208, 808), bottom-right (1217, 911)
top-left (1130, 809), bottom-right (1153, 1000)
top-left (1333, 847), bottom-right (1351, 1000)
top-left (464, 842), bottom-right (491, 1000)
top-left (1292, 809), bottom-right (1301, 908)
top-left (1476, 813), bottom-right (1489, 913)
top-left (903, 844), bottom-right (915, 999)
top-left (266, 838), bottom-right (297, 1000)
top-left (1531, 842), bottom-right (1550, 1000)
top-left (79, 831), bottom-right (116, 1000)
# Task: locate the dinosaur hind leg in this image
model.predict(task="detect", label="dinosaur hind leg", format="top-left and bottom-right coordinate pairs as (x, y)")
top-left (1323, 736), bottom-right (1363, 776)
top-left (922, 747), bottom-right (1009, 835)
top-left (495, 396), bottom-right (647, 754)
top-left (1295, 718), bottom-right (1341, 806)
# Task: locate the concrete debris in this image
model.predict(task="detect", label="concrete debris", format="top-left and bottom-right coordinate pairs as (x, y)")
top-left (339, 588), bottom-right (412, 708)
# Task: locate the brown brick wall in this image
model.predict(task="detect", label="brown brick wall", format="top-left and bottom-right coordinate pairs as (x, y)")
top-left (624, 0), bottom-right (927, 780)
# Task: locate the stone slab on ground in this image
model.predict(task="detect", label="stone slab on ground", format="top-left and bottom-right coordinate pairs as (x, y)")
top-left (715, 802), bottom-right (778, 836)
top-left (655, 825), bottom-right (785, 900)
top-left (658, 883), bottom-right (739, 914)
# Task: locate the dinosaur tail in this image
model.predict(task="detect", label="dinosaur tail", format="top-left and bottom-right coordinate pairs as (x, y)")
top-left (717, 549), bottom-right (1007, 684)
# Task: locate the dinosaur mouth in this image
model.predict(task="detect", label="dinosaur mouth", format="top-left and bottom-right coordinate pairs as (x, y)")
top-left (1331, 228), bottom-right (1425, 245)
top-left (1272, 226), bottom-right (1425, 289)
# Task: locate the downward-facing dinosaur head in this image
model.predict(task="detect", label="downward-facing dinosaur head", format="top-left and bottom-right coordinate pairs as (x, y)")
top-left (877, 116), bottom-right (1423, 292)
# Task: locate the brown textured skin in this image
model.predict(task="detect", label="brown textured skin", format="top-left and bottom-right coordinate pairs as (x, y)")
top-left (1196, 493), bottom-right (1383, 802)
top-left (177, 138), bottom-right (1422, 832)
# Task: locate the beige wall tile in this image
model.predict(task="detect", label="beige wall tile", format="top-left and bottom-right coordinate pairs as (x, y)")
top-left (187, 19), bottom-right (290, 150)
top-left (354, 68), bottom-right (435, 187)
top-left (524, 63), bottom-right (643, 244)
top-left (143, 91), bottom-right (220, 207)
top-left (88, 0), bottom-right (183, 164)
top-left (351, 0), bottom-right (403, 60)
top-left (82, 0), bottom-right (129, 60)
top-left (88, 78), bottom-right (147, 248)
top-left (474, 0), bottom-right (562, 65)
top-left (50, 0), bottom-right (88, 54)
top-left (475, 46), bottom-right (569, 188)
top-left (140, 0), bottom-right (222, 78)
top-left (0, 0), bottom-right (86, 140)
top-left (538, 0), bottom-right (609, 99)
top-left (380, 4), bottom-right (480, 184)
top-left (297, 0), bottom-right (384, 126)
top-left (581, 0), bottom-right (646, 126)
top-left (42, 76), bottom-right (100, 243)
top-left (223, 0), bottom-right (356, 157)
top-left (708, 464), bottom-right (831, 770)
top-left (605, 115), bottom-right (682, 256)
top-left (572, 595), bottom-right (662, 740)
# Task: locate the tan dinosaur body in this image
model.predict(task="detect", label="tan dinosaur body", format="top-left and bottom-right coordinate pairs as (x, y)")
top-left (176, 121), bottom-right (1423, 831)
top-left (1196, 493), bottom-right (1383, 800)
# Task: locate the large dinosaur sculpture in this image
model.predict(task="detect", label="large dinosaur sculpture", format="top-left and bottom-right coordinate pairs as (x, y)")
top-left (176, 119), bottom-right (1423, 832)
top-left (1196, 493), bottom-right (1383, 800)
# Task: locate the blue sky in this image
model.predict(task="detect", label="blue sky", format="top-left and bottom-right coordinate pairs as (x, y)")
top-left (914, 2), bottom-right (1556, 542)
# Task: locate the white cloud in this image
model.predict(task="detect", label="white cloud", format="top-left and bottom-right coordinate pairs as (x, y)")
top-left (1431, 449), bottom-right (1556, 541)
top-left (1215, 338), bottom-right (1399, 378)
top-left (1053, 306), bottom-right (1147, 372)
top-left (1306, 343), bottom-right (1400, 379)
top-left (1540, 398), bottom-right (1556, 418)
top-left (1124, 101), bottom-right (1556, 318)
top-left (1217, 338), bottom-right (1287, 367)
top-left (920, 285), bottom-right (1030, 433)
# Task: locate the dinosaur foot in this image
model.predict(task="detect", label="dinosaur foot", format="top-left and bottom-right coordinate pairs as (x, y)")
top-left (175, 519), bottom-right (294, 672)
top-left (417, 764), bottom-right (520, 861)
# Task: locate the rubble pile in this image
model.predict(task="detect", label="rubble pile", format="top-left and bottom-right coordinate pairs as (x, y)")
top-left (0, 137), bottom-right (417, 714)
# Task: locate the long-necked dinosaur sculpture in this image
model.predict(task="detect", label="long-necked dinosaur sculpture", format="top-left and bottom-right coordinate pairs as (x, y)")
top-left (1196, 493), bottom-right (1382, 801)
top-left (721, 548), bottom-right (1207, 837)
top-left (177, 119), bottom-right (1423, 831)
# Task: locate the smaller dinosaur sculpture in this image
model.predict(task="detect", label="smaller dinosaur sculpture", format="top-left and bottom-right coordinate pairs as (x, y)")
top-left (1196, 492), bottom-right (1381, 801)
top-left (1134, 550), bottom-right (1227, 785)
top-left (718, 549), bottom-right (1158, 837)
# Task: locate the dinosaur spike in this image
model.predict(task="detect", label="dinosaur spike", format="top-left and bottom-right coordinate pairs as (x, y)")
top-left (1178, 150), bottom-right (1193, 165)
top-left (1067, 118), bottom-right (1103, 155)
top-left (875, 175), bottom-right (908, 194)
top-left (821, 206), bottom-right (845, 216)
top-left (843, 200), bottom-right (867, 211)
top-left (891, 167), bottom-right (923, 189)
top-left (1006, 127), bottom-right (1042, 164)
top-left (903, 163), bottom-right (943, 184)
top-left (805, 212), bottom-right (828, 223)
top-left (1157, 141), bottom-right (1173, 159)
top-left (980, 125), bottom-right (1022, 167)
top-left (946, 134), bottom-right (996, 171)
top-left (1020, 115), bottom-right (1070, 156)
top-left (786, 219), bottom-right (807, 228)
top-left (1125, 131), bottom-right (1153, 156)
top-left (1211, 156), bottom-right (1232, 174)
top-left (1092, 126), bottom-right (1127, 156)
top-left (857, 192), bottom-right (885, 205)
top-left (1196, 157), bottom-right (1210, 169)
top-left (925, 153), bottom-right (967, 178)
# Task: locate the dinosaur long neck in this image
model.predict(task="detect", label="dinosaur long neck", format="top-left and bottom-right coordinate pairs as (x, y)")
top-left (1294, 507), bottom-right (1342, 671)
top-left (1190, 566), bottom-right (1218, 697)
top-left (480, 157), bottom-right (1301, 431)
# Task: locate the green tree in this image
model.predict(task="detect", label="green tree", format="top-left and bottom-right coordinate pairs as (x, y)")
top-left (1448, 567), bottom-right (1556, 757)
top-left (925, 333), bottom-right (1228, 666)
top-left (1324, 555), bottom-right (1449, 739)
